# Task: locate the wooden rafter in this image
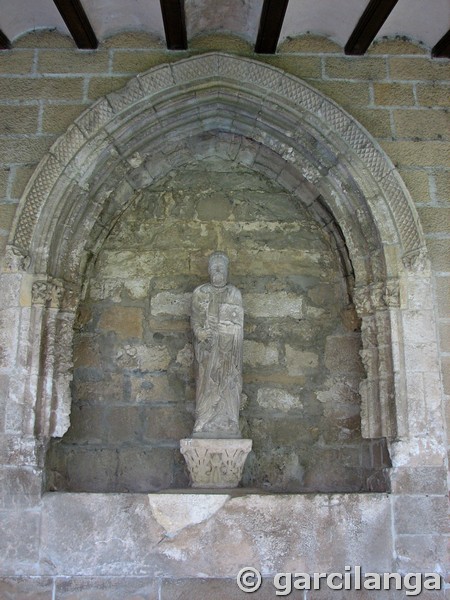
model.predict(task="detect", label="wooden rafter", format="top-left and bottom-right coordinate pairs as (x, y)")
top-left (0, 29), bottom-right (11, 50)
top-left (345, 0), bottom-right (399, 55)
top-left (432, 30), bottom-right (450, 58)
top-left (53, 0), bottom-right (98, 49)
top-left (255, 0), bottom-right (290, 54)
top-left (160, 0), bottom-right (187, 50)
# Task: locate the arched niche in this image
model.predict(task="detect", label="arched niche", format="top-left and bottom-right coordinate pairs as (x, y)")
top-left (1, 53), bottom-right (445, 490)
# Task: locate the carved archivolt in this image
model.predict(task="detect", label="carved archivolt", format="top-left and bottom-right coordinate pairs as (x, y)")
top-left (2, 52), bottom-right (439, 455)
top-left (10, 53), bottom-right (425, 278)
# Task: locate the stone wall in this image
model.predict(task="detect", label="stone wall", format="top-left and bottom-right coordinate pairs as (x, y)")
top-left (0, 31), bottom-right (448, 438)
top-left (0, 31), bottom-right (448, 598)
top-left (46, 160), bottom-right (389, 493)
top-left (5, 492), bottom-right (444, 598)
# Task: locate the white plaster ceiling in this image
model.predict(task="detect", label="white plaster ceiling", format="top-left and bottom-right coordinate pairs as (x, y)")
top-left (377, 0), bottom-right (450, 47)
top-left (81, 0), bottom-right (164, 41)
top-left (185, 0), bottom-right (264, 42)
top-left (281, 0), bottom-right (370, 47)
top-left (280, 0), bottom-right (450, 48)
top-left (0, 0), bottom-right (70, 42)
top-left (0, 0), bottom-right (448, 50)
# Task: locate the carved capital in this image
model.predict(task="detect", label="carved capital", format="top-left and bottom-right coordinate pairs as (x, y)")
top-left (32, 280), bottom-right (63, 307)
top-left (383, 279), bottom-right (400, 308)
top-left (402, 248), bottom-right (428, 272)
top-left (180, 438), bottom-right (252, 488)
top-left (370, 282), bottom-right (385, 310)
top-left (2, 245), bottom-right (30, 273)
top-left (353, 285), bottom-right (372, 316)
top-left (60, 285), bottom-right (80, 312)
top-left (354, 279), bottom-right (400, 315)
top-left (354, 283), bottom-right (385, 315)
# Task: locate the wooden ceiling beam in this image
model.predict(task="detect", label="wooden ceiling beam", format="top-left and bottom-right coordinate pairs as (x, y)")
top-left (160, 0), bottom-right (187, 50)
top-left (255, 0), bottom-right (290, 54)
top-left (53, 0), bottom-right (98, 49)
top-left (432, 30), bottom-right (450, 58)
top-left (345, 0), bottom-right (399, 55)
top-left (0, 29), bottom-right (11, 50)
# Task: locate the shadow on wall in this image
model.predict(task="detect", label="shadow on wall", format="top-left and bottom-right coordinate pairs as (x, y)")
top-left (46, 159), bottom-right (391, 493)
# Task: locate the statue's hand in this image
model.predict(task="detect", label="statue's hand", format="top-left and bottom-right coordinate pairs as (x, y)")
top-left (197, 328), bottom-right (212, 343)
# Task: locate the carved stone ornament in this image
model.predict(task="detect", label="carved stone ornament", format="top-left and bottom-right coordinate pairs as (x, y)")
top-left (31, 280), bottom-right (63, 307)
top-left (383, 279), bottom-right (400, 308)
top-left (180, 438), bottom-right (252, 488)
top-left (191, 251), bottom-right (244, 439)
top-left (354, 280), bottom-right (400, 316)
top-left (402, 247), bottom-right (428, 272)
top-left (1, 244), bottom-right (30, 273)
top-left (181, 252), bottom-right (252, 488)
top-left (353, 285), bottom-right (374, 316)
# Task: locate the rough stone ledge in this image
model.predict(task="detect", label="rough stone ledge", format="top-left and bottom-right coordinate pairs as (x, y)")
top-left (20, 492), bottom-right (399, 577)
top-left (0, 575), bottom-right (447, 599)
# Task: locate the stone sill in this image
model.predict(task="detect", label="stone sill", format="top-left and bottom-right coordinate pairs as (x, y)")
top-left (45, 488), bottom-right (391, 496)
top-left (32, 492), bottom-right (395, 577)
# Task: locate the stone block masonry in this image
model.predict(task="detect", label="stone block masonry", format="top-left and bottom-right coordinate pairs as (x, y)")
top-left (0, 32), bottom-right (448, 597)
top-left (0, 38), bottom-right (447, 413)
top-left (0, 492), bottom-right (446, 597)
top-left (47, 162), bottom-right (382, 493)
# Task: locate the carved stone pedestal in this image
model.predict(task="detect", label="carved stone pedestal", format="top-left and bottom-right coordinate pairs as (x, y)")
top-left (180, 438), bottom-right (252, 488)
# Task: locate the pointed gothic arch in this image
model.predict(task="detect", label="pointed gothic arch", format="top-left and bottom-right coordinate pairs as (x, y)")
top-left (1, 53), bottom-right (445, 484)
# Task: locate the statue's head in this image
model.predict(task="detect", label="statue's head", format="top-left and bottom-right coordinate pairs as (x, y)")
top-left (208, 251), bottom-right (229, 288)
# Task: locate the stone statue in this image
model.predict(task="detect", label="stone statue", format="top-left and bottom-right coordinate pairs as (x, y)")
top-left (191, 251), bottom-right (244, 438)
top-left (181, 251), bottom-right (251, 487)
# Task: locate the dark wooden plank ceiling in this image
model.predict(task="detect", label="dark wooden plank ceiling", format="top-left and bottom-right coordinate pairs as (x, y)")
top-left (432, 29), bottom-right (450, 58)
top-left (0, 29), bottom-right (11, 49)
top-left (53, 0), bottom-right (98, 49)
top-left (160, 0), bottom-right (187, 50)
top-left (255, 0), bottom-right (290, 54)
top-left (345, 0), bottom-right (399, 55)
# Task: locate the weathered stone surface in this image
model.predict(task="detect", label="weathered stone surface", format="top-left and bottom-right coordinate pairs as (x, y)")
top-left (285, 346), bottom-right (319, 375)
top-left (0, 509), bottom-right (41, 574)
top-left (129, 373), bottom-right (180, 403)
top-left (160, 578), bottom-right (276, 599)
top-left (0, 309), bottom-right (20, 369)
top-left (0, 467), bottom-right (42, 509)
top-left (393, 495), bottom-right (449, 535)
top-left (55, 577), bottom-right (158, 599)
top-left (256, 388), bottom-right (303, 413)
top-left (324, 335), bottom-right (364, 375)
top-left (244, 292), bottom-right (303, 318)
top-left (142, 406), bottom-right (193, 442)
top-left (62, 405), bottom-right (107, 444)
top-left (302, 588), bottom-right (445, 599)
top-left (39, 494), bottom-right (165, 575)
top-left (150, 292), bottom-right (191, 316)
top-left (0, 577), bottom-right (53, 599)
top-left (58, 448), bottom-right (119, 492)
top-left (117, 447), bottom-right (181, 491)
top-left (395, 534), bottom-right (448, 572)
top-left (38, 493), bottom-right (395, 576)
top-left (243, 341), bottom-right (279, 367)
top-left (70, 375), bottom-right (124, 404)
top-left (117, 344), bottom-right (171, 371)
top-left (390, 467), bottom-right (448, 494)
top-left (107, 407), bottom-right (143, 443)
top-left (98, 306), bottom-right (143, 339)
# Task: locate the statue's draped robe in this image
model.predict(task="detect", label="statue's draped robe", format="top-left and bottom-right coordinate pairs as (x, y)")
top-left (191, 283), bottom-right (243, 437)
